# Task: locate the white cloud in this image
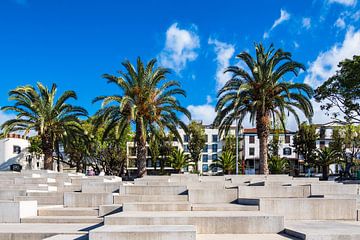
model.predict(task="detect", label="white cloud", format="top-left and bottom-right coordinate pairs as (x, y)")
top-left (335, 17), bottom-right (346, 29)
top-left (302, 17), bottom-right (311, 29)
top-left (328, 0), bottom-right (357, 6)
top-left (263, 9), bottom-right (291, 39)
top-left (352, 10), bottom-right (360, 20)
top-left (304, 26), bottom-right (360, 87)
top-left (159, 23), bottom-right (200, 73)
top-left (206, 95), bottom-right (213, 104)
top-left (208, 38), bottom-right (235, 90)
top-left (186, 104), bottom-right (216, 125)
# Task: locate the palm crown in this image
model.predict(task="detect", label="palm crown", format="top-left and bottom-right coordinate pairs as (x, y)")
top-left (93, 57), bottom-right (190, 177)
top-left (214, 43), bottom-right (314, 174)
top-left (1, 82), bottom-right (87, 170)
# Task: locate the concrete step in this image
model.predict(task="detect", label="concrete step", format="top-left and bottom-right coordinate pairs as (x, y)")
top-left (119, 185), bottom-right (188, 195)
top-left (21, 216), bottom-right (103, 224)
top-left (15, 195), bottom-right (64, 205)
top-left (89, 225), bottom-right (196, 240)
top-left (64, 192), bottom-right (113, 207)
top-left (114, 194), bottom-right (188, 203)
top-left (0, 223), bottom-right (98, 240)
top-left (191, 203), bottom-right (259, 211)
top-left (284, 220), bottom-right (360, 240)
top-left (197, 234), bottom-right (298, 239)
top-left (43, 234), bottom-right (88, 240)
top-left (104, 211), bottom-right (284, 234)
top-left (123, 202), bottom-right (191, 211)
top-left (38, 207), bottom-right (99, 216)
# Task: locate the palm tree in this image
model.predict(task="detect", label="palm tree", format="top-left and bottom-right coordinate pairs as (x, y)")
top-left (268, 155), bottom-right (289, 174)
top-left (168, 149), bottom-right (192, 173)
top-left (314, 147), bottom-right (340, 180)
top-left (1, 83), bottom-right (87, 170)
top-left (210, 151), bottom-right (236, 174)
top-left (214, 43), bottom-right (314, 174)
top-left (93, 58), bottom-right (190, 177)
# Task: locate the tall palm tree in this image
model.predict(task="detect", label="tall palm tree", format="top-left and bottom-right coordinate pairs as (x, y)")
top-left (214, 44), bottom-right (314, 174)
top-left (1, 83), bottom-right (87, 170)
top-left (93, 58), bottom-right (190, 177)
top-left (314, 147), bottom-right (340, 180)
top-left (210, 151), bottom-right (236, 174)
top-left (168, 149), bottom-right (192, 173)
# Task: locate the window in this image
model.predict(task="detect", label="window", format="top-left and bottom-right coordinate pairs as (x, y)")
top-left (203, 145), bottom-right (208, 153)
top-left (184, 145), bottom-right (189, 152)
top-left (202, 164), bottom-right (209, 172)
top-left (205, 134), bottom-right (208, 142)
top-left (319, 127), bottom-right (326, 139)
top-left (285, 135), bottom-right (291, 144)
top-left (184, 135), bottom-right (189, 143)
top-left (13, 145), bottom-right (21, 154)
top-left (249, 136), bottom-right (255, 144)
top-left (129, 147), bottom-right (136, 156)
top-left (212, 144), bottom-right (218, 152)
top-left (249, 147), bottom-right (255, 156)
top-left (283, 147), bottom-right (292, 156)
top-left (320, 141), bottom-right (326, 149)
top-left (212, 134), bottom-right (218, 142)
top-left (202, 155), bottom-right (208, 162)
top-left (212, 154), bottom-right (218, 161)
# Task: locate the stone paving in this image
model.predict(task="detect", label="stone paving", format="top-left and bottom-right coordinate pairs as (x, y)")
top-left (0, 170), bottom-right (359, 239)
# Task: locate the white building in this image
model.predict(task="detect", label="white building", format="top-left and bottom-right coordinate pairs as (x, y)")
top-left (242, 128), bottom-right (297, 174)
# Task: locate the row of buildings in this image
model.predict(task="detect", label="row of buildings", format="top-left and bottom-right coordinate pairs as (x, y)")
top-left (0, 121), bottom-right (348, 174)
top-left (126, 122), bottom-right (342, 175)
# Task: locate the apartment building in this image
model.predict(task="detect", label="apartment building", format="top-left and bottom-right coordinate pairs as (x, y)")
top-left (242, 128), bottom-right (297, 174)
top-left (126, 125), bottom-right (237, 174)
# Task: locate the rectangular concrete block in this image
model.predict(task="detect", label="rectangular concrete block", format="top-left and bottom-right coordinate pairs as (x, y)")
top-left (114, 194), bottom-right (188, 204)
top-left (119, 185), bottom-right (187, 195)
top-left (0, 201), bottom-right (37, 223)
top-left (64, 192), bottom-right (113, 207)
top-left (99, 204), bottom-right (122, 216)
top-left (260, 198), bottom-right (357, 220)
top-left (238, 185), bottom-right (311, 199)
top-left (104, 211), bottom-right (284, 234)
top-left (89, 225), bottom-right (196, 240)
top-left (0, 190), bottom-right (26, 200)
top-left (311, 184), bottom-right (358, 195)
top-left (189, 188), bottom-right (238, 204)
top-left (81, 182), bottom-right (121, 193)
top-left (123, 202), bottom-right (191, 211)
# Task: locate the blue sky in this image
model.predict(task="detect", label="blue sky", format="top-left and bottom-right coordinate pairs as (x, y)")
top-left (0, 0), bottom-right (360, 129)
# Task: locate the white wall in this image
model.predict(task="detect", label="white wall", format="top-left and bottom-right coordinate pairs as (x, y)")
top-left (0, 137), bottom-right (30, 165)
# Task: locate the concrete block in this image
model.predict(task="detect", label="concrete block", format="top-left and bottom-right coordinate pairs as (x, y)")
top-left (89, 225), bottom-right (196, 240)
top-left (119, 185), bottom-right (187, 195)
top-left (114, 194), bottom-right (188, 204)
top-left (0, 190), bottom-right (26, 200)
top-left (260, 198), bottom-right (357, 220)
top-left (188, 188), bottom-right (237, 203)
top-left (310, 184), bottom-right (358, 195)
top-left (38, 207), bottom-right (99, 216)
top-left (0, 201), bottom-right (37, 223)
top-left (191, 203), bottom-right (258, 211)
top-left (104, 211), bottom-right (284, 234)
top-left (81, 182), bottom-right (121, 193)
top-left (238, 185), bottom-right (311, 199)
top-left (99, 204), bottom-right (122, 216)
top-left (64, 192), bottom-right (113, 207)
top-left (15, 195), bottom-right (64, 205)
top-left (123, 202), bottom-right (191, 211)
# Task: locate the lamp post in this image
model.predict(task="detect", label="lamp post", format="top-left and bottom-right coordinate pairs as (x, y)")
top-left (235, 117), bottom-right (239, 175)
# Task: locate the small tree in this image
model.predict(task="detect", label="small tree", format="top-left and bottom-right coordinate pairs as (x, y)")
top-left (313, 147), bottom-right (340, 180)
top-left (210, 151), bottom-right (236, 174)
top-left (315, 55), bottom-right (360, 123)
top-left (269, 156), bottom-right (289, 174)
top-left (148, 131), bottom-right (160, 171)
top-left (187, 121), bottom-right (206, 172)
top-left (168, 149), bottom-right (192, 173)
top-left (293, 123), bottom-right (318, 164)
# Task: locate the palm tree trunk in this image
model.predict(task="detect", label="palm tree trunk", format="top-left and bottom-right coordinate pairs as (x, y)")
top-left (322, 165), bottom-right (329, 180)
top-left (257, 112), bottom-right (270, 175)
top-left (136, 119), bottom-right (147, 178)
top-left (41, 134), bottom-right (53, 170)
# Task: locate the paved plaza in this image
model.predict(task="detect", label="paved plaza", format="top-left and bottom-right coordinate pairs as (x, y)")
top-left (0, 171), bottom-right (359, 239)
